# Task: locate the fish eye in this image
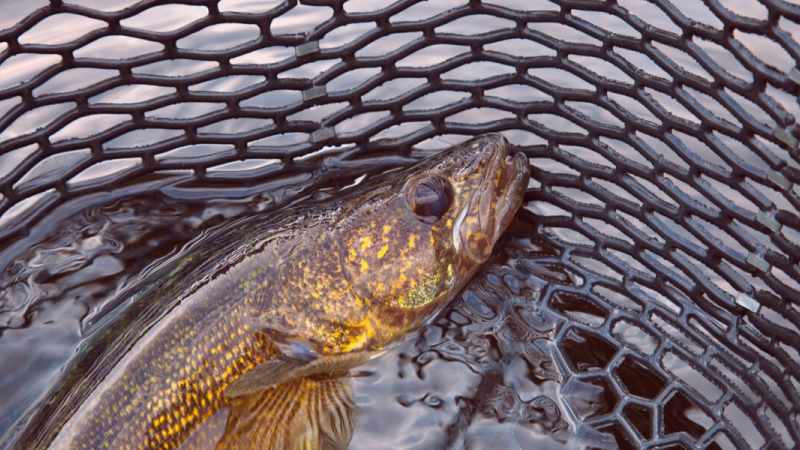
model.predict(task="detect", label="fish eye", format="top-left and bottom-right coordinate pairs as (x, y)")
top-left (408, 175), bottom-right (453, 219)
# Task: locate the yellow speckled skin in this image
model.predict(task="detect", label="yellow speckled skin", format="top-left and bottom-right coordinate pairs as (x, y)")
top-left (7, 134), bottom-right (529, 450)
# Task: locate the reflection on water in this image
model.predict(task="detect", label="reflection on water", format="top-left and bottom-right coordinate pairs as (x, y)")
top-left (0, 0), bottom-right (48, 32)
top-left (17, 13), bottom-right (105, 46)
top-left (120, 4), bottom-right (208, 33)
top-left (0, 0), bottom-right (797, 449)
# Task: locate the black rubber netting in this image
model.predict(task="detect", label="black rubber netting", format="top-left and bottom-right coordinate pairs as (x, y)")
top-left (0, 0), bottom-right (799, 449)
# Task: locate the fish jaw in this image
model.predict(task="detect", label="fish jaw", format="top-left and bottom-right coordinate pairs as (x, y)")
top-left (458, 136), bottom-right (530, 263)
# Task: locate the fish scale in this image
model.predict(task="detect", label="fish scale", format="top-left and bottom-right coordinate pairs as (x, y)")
top-left (63, 284), bottom-right (278, 449)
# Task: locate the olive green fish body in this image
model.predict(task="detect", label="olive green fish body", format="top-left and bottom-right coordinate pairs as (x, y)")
top-left (6, 134), bottom-right (530, 450)
top-left (48, 216), bottom-right (370, 450)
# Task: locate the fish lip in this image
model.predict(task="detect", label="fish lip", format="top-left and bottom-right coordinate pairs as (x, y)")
top-left (477, 140), bottom-right (529, 248)
top-left (460, 135), bottom-right (529, 262)
top-left (493, 151), bottom-right (529, 238)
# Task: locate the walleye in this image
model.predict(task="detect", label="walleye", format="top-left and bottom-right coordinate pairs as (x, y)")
top-left (5, 134), bottom-right (530, 450)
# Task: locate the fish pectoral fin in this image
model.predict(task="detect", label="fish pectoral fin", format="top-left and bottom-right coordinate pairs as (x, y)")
top-left (224, 352), bottom-right (371, 399)
top-left (223, 357), bottom-right (297, 399)
top-left (215, 364), bottom-right (362, 450)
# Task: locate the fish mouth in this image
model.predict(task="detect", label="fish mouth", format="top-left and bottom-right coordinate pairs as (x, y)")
top-left (492, 150), bottom-right (530, 241)
top-left (462, 134), bottom-right (530, 262)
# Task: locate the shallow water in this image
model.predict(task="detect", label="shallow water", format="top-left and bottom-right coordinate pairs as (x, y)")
top-left (1, 0), bottom-right (798, 448)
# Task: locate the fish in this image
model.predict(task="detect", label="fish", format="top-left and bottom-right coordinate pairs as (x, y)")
top-left (3, 133), bottom-right (530, 450)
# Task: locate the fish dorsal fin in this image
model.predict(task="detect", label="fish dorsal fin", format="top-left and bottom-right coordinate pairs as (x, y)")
top-left (224, 352), bottom-right (371, 399)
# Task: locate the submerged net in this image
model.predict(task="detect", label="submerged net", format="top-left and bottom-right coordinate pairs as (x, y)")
top-left (1, 0), bottom-right (799, 448)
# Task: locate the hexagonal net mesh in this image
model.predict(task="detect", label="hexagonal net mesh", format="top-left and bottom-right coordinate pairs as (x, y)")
top-left (0, 0), bottom-right (799, 449)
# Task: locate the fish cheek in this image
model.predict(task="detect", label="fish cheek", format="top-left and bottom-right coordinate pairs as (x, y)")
top-left (339, 215), bottom-right (445, 337)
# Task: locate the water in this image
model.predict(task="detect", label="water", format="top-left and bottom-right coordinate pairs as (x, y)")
top-left (0, 195), bottom-right (254, 430)
top-left (1, 0), bottom-right (797, 448)
top-left (0, 185), bottom-right (664, 448)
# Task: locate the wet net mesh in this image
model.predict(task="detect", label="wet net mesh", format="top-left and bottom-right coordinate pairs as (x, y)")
top-left (1, 0), bottom-right (800, 449)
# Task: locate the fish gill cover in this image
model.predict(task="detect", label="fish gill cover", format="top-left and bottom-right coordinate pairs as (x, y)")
top-left (0, 0), bottom-right (798, 449)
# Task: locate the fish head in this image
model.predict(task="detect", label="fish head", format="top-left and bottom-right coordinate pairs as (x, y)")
top-left (337, 134), bottom-right (530, 348)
